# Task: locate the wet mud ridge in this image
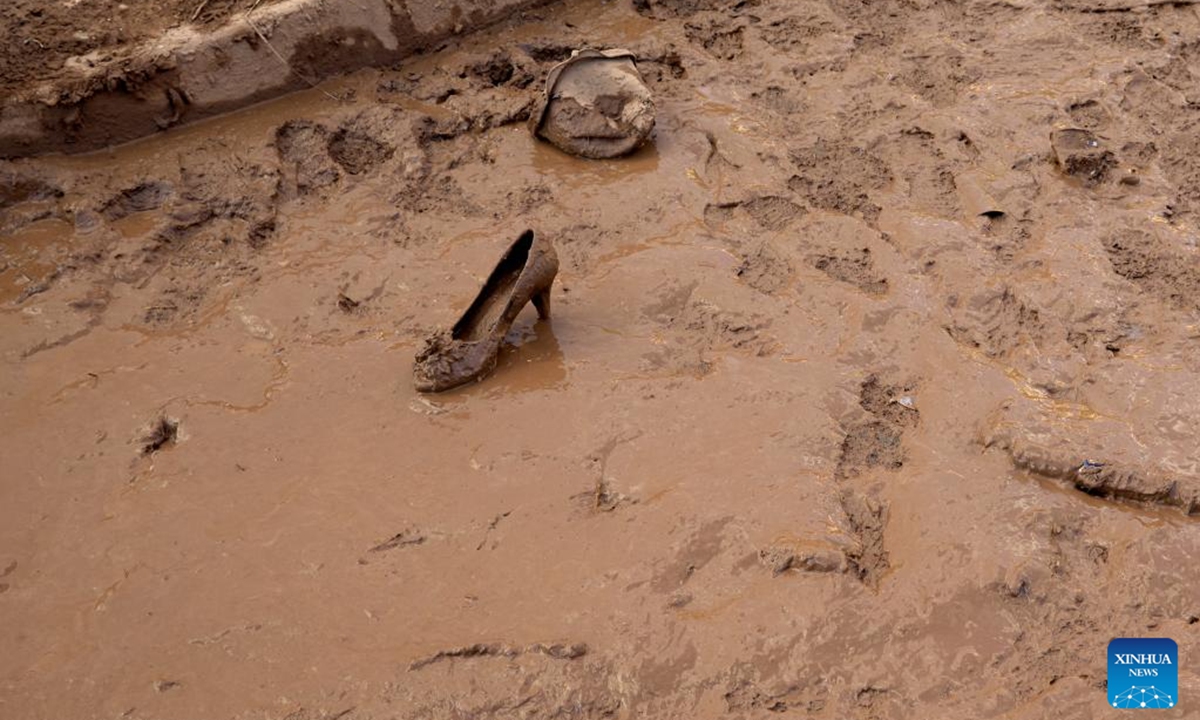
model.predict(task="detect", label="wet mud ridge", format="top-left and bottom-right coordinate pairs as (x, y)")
top-left (4, 0), bottom-right (1200, 719)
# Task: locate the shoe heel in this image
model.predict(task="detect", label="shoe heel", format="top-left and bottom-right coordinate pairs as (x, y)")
top-left (532, 287), bottom-right (552, 319)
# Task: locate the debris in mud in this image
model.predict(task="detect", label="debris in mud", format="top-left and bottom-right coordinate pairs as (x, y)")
top-left (368, 529), bottom-right (426, 553)
top-left (593, 476), bottom-right (633, 512)
top-left (1050, 128), bottom-right (1117, 185)
top-left (996, 437), bottom-right (1200, 515)
top-left (139, 416), bottom-right (179, 456)
top-left (530, 49), bottom-right (656, 159)
top-left (758, 545), bottom-right (846, 575)
top-left (409, 641), bottom-right (588, 670)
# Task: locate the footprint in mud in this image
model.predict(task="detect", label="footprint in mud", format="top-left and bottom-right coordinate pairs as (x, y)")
top-left (879, 126), bottom-right (961, 218)
top-left (837, 420), bottom-right (904, 479)
top-left (704, 195), bottom-right (805, 232)
top-left (465, 51), bottom-right (537, 90)
top-left (1160, 126), bottom-right (1200, 220)
top-left (643, 281), bottom-right (778, 362)
top-left (0, 174), bottom-right (62, 212)
top-left (839, 490), bottom-right (890, 588)
top-left (736, 242), bottom-right (791, 295)
top-left (505, 182), bottom-right (553, 216)
top-left (836, 374), bottom-right (919, 480)
top-left (632, 0), bottom-right (737, 19)
top-left (547, 223), bottom-right (606, 274)
top-left (650, 518), bottom-right (731, 593)
top-left (622, 44), bottom-right (688, 86)
top-left (750, 85), bottom-right (805, 117)
top-left (808, 247), bottom-right (887, 295)
top-left (757, 12), bottom-right (840, 52)
top-left (945, 287), bottom-right (1043, 359)
top-left (99, 180), bottom-right (173, 221)
top-left (788, 141), bottom-right (891, 224)
top-left (275, 117), bottom-right (395, 193)
top-left (684, 15), bottom-right (746, 60)
top-left (327, 127), bottom-right (394, 175)
top-left (1103, 228), bottom-right (1200, 312)
top-left (127, 143), bottom-right (278, 327)
top-left (275, 120), bottom-right (342, 195)
top-left (979, 209), bottom-right (1034, 263)
top-left (1065, 99), bottom-right (1112, 130)
top-left (896, 50), bottom-right (981, 107)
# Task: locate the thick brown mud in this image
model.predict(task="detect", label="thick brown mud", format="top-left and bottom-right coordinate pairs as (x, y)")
top-left (3, 1), bottom-right (1200, 718)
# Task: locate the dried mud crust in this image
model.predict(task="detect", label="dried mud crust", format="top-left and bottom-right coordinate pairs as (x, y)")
top-left (0, 0), bottom-right (285, 95)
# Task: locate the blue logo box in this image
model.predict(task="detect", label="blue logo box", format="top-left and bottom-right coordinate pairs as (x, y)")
top-left (1108, 638), bottom-right (1178, 709)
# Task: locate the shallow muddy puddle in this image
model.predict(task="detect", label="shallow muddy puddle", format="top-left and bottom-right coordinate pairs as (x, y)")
top-left (4, 0), bottom-right (1200, 718)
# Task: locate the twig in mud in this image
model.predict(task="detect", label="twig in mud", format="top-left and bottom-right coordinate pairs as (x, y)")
top-left (245, 4), bottom-right (343, 103)
top-left (190, 0), bottom-right (210, 22)
top-left (409, 642), bottom-right (588, 670)
top-left (368, 529), bottom-right (426, 553)
top-left (475, 510), bottom-right (511, 550)
top-left (23, 38), bottom-right (45, 49)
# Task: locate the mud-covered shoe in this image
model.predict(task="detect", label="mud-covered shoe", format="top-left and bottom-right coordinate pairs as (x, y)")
top-left (413, 230), bottom-right (559, 393)
top-left (530, 48), bottom-right (656, 159)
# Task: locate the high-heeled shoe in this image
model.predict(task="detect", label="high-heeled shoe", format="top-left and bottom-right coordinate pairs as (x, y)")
top-left (413, 230), bottom-right (559, 392)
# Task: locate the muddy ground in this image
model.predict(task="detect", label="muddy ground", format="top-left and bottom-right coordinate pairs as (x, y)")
top-left (2, 0), bottom-right (1200, 718)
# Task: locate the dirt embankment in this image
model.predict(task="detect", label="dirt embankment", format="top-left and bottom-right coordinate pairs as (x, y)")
top-left (2, 0), bottom-right (1200, 719)
top-left (0, 0), bottom-right (556, 156)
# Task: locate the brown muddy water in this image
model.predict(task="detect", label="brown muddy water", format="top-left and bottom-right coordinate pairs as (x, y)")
top-left (2, 1), bottom-right (1200, 718)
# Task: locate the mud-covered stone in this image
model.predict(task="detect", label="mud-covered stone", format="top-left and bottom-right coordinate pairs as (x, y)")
top-left (1050, 128), bottom-right (1117, 185)
top-left (530, 49), bottom-right (656, 159)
